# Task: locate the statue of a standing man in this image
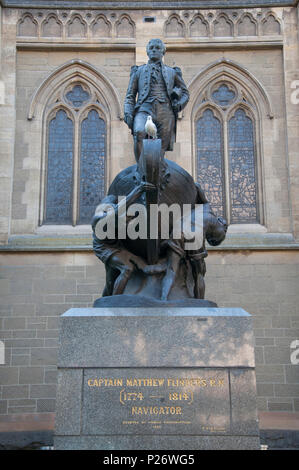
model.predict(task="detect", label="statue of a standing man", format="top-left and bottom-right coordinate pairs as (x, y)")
top-left (124, 38), bottom-right (190, 161)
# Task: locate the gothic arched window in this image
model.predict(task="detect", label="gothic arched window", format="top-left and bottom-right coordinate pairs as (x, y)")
top-left (196, 81), bottom-right (259, 224)
top-left (44, 82), bottom-right (106, 225)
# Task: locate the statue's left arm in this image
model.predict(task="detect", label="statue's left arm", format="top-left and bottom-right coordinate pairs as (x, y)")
top-left (173, 66), bottom-right (190, 113)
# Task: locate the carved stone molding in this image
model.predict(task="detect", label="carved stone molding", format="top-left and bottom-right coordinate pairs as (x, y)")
top-left (2, 0), bottom-right (296, 7)
top-left (163, 10), bottom-right (282, 38)
top-left (91, 14), bottom-right (112, 38)
top-left (67, 14), bottom-right (88, 38)
top-left (164, 14), bottom-right (186, 38)
top-left (261, 12), bottom-right (281, 35)
top-left (41, 14), bottom-right (63, 38)
top-left (115, 14), bottom-right (135, 38)
top-left (17, 12), bottom-right (38, 37)
top-left (237, 13), bottom-right (257, 37)
top-left (213, 13), bottom-right (234, 37)
top-left (17, 10), bottom-right (136, 39)
top-left (189, 14), bottom-right (209, 38)
top-left (16, 8), bottom-right (282, 41)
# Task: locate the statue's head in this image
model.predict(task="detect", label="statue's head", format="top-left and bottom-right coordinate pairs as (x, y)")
top-left (206, 215), bottom-right (228, 247)
top-left (146, 38), bottom-right (166, 62)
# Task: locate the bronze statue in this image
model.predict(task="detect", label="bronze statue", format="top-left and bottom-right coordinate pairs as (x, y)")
top-left (92, 181), bottom-right (165, 296)
top-left (92, 39), bottom-right (228, 307)
top-left (124, 38), bottom-right (189, 161)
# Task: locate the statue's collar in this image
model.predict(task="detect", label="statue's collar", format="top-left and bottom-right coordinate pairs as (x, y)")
top-left (148, 60), bottom-right (163, 67)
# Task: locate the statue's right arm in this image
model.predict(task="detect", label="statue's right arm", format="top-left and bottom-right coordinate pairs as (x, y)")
top-left (92, 183), bottom-right (155, 233)
top-left (124, 65), bottom-right (139, 128)
top-left (92, 196), bottom-right (117, 232)
top-left (94, 187), bottom-right (142, 229)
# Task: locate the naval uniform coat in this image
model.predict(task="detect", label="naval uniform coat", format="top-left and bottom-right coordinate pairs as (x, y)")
top-left (124, 62), bottom-right (189, 150)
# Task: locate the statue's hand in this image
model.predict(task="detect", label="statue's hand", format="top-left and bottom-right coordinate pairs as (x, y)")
top-left (173, 102), bottom-right (182, 113)
top-left (124, 113), bottom-right (133, 129)
top-left (139, 181), bottom-right (156, 193)
top-left (91, 214), bottom-right (101, 232)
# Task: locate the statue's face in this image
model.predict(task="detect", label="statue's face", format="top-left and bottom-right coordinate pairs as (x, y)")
top-left (146, 40), bottom-right (165, 62)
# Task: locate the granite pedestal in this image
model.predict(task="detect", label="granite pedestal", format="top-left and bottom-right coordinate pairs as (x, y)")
top-left (54, 307), bottom-right (260, 450)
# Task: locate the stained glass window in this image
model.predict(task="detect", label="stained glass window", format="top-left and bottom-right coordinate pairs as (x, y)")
top-left (65, 84), bottom-right (90, 108)
top-left (45, 110), bottom-right (73, 224)
top-left (79, 110), bottom-right (106, 224)
top-left (196, 109), bottom-right (225, 217)
top-left (228, 109), bottom-right (258, 223)
top-left (212, 84), bottom-right (235, 107)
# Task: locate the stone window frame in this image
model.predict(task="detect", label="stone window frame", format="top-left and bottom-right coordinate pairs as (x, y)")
top-left (26, 60), bottom-right (123, 232)
top-left (187, 59), bottom-right (274, 233)
top-left (42, 89), bottom-right (107, 227)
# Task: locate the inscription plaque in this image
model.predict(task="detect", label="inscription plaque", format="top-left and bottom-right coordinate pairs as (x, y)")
top-left (82, 368), bottom-right (230, 435)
